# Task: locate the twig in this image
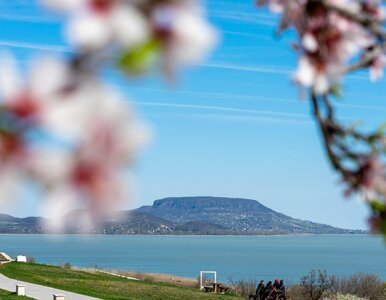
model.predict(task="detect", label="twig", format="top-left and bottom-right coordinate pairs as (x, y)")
top-left (321, 0), bottom-right (386, 38)
top-left (345, 43), bottom-right (386, 74)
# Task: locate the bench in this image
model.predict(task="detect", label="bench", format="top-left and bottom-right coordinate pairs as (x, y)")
top-left (203, 283), bottom-right (229, 293)
top-left (203, 285), bottom-right (214, 292)
top-left (218, 285), bottom-right (229, 293)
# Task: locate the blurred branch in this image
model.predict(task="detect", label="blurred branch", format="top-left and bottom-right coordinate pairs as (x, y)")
top-left (321, 0), bottom-right (386, 38)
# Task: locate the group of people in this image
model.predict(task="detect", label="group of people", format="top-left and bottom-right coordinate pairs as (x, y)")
top-left (254, 279), bottom-right (286, 300)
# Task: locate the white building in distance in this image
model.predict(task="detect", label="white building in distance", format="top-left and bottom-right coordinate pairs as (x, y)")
top-left (16, 255), bottom-right (27, 263)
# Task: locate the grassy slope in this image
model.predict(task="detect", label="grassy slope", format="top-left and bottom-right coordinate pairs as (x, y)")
top-left (0, 288), bottom-right (35, 300)
top-left (0, 263), bottom-right (241, 300)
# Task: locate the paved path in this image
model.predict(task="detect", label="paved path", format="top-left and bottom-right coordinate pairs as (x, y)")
top-left (0, 273), bottom-right (101, 300)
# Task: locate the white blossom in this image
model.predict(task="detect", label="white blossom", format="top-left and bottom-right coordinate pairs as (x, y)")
top-left (110, 6), bottom-right (150, 49)
top-left (169, 6), bottom-right (218, 65)
top-left (302, 33), bottom-right (318, 52)
top-left (67, 13), bottom-right (112, 50)
top-left (370, 55), bottom-right (386, 81)
top-left (48, 1), bottom-right (151, 51)
top-left (314, 74), bottom-right (329, 95)
top-left (42, 0), bottom-right (218, 71)
top-left (293, 56), bottom-right (316, 87)
top-left (0, 52), bottom-right (149, 230)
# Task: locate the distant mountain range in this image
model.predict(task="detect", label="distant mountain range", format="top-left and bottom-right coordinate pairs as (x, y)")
top-left (0, 214), bottom-right (46, 234)
top-left (0, 196), bottom-right (364, 235)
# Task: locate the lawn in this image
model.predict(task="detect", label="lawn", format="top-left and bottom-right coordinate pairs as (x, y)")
top-left (0, 263), bottom-right (241, 300)
top-left (0, 288), bottom-right (35, 300)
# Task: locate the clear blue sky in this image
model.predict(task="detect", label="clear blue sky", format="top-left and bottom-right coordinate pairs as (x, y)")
top-left (3, 0), bottom-right (386, 230)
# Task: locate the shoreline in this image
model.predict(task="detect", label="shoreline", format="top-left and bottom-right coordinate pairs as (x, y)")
top-left (88, 268), bottom-right (198, 287)
top-left (0, 232), bottom-right (370, 236)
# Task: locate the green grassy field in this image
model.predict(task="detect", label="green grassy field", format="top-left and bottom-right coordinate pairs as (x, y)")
top-left (0, 288), bottom-right (34, 300)
top-left (0, 263), bottom-right (241, 300)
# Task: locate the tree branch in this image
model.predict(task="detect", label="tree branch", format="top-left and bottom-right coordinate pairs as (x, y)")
top-left (321, 0), bottom-right (386, 38)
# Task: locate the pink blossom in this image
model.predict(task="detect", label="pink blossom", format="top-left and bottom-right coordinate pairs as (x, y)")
top-left (29, 80), bottom-right (149, 229)
top-left (153, 2), bottom-right (218, 67)
top-left (259, 0), bottom-right (375, 94)
top-left (42, 0), bottom-right (218, 71)
top-left (0, 52), bottom-right (148, 230)
top-left (357, 156), bottom-right (386, 204)
top-left (370, 54), bottom-right (386, 81)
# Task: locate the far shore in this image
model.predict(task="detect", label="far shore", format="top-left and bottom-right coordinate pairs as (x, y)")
top-left (0, 232), bottom-right (370, 236)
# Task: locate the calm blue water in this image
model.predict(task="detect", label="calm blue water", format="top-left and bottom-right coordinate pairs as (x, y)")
top-left (0, 234), bottom-right (385, 283)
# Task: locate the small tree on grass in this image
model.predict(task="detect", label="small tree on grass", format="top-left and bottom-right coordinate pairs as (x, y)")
top-left (301, 270), bottom-right (331, 300)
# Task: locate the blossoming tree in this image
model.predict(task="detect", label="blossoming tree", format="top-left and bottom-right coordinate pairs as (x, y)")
top-left (1, 0), bottom-right (386, 237)
top-left (0, 0), bottom-right (217, 231)
top-left (257, 0), bottom-right (386, 235)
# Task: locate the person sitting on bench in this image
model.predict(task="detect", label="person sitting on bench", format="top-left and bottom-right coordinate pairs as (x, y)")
top-left (277, 279), bottom-right (286, 300)
top-left (263, 281), bottom-right (274, 299)
top-left (256, 280), bottom-right (265, 299)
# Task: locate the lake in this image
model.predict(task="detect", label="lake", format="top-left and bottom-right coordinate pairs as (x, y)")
top-left (0, 234), bottom-right (385, 284)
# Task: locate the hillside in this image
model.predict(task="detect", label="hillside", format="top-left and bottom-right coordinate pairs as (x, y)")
top-left (135, 196), bottom-right (360, 234)
top-left (0, 197), bottom-right (363, 234)
top-left (0, 214), bottom-right (45, 234)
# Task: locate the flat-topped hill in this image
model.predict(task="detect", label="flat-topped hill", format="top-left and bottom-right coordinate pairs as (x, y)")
top-left (135, 196), bottom-right (360, 234)
top-left (0, 197), bottom-right (363, 235)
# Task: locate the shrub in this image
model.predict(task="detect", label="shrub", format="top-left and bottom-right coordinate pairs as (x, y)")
top-left (195, 275), bottom-right (200, 289)
top-left (300, 270), bottom-right (331, 300)
top-left (322, 293), bottom-right (369, 300)
top-left (287, 271), bottom-right (386, 300)
top-left (143, 275), bottom-right (155, 282)
top-left (228, 278), bottom-right (258, 299)
top-left (329, 273), bottom-right (385, 300)
top-left (63, 262), bottom-right (72, 269)
top-left (26, 257), bottom-right (35, 264)
top-left (287, 284), bottom-right (307, 300)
